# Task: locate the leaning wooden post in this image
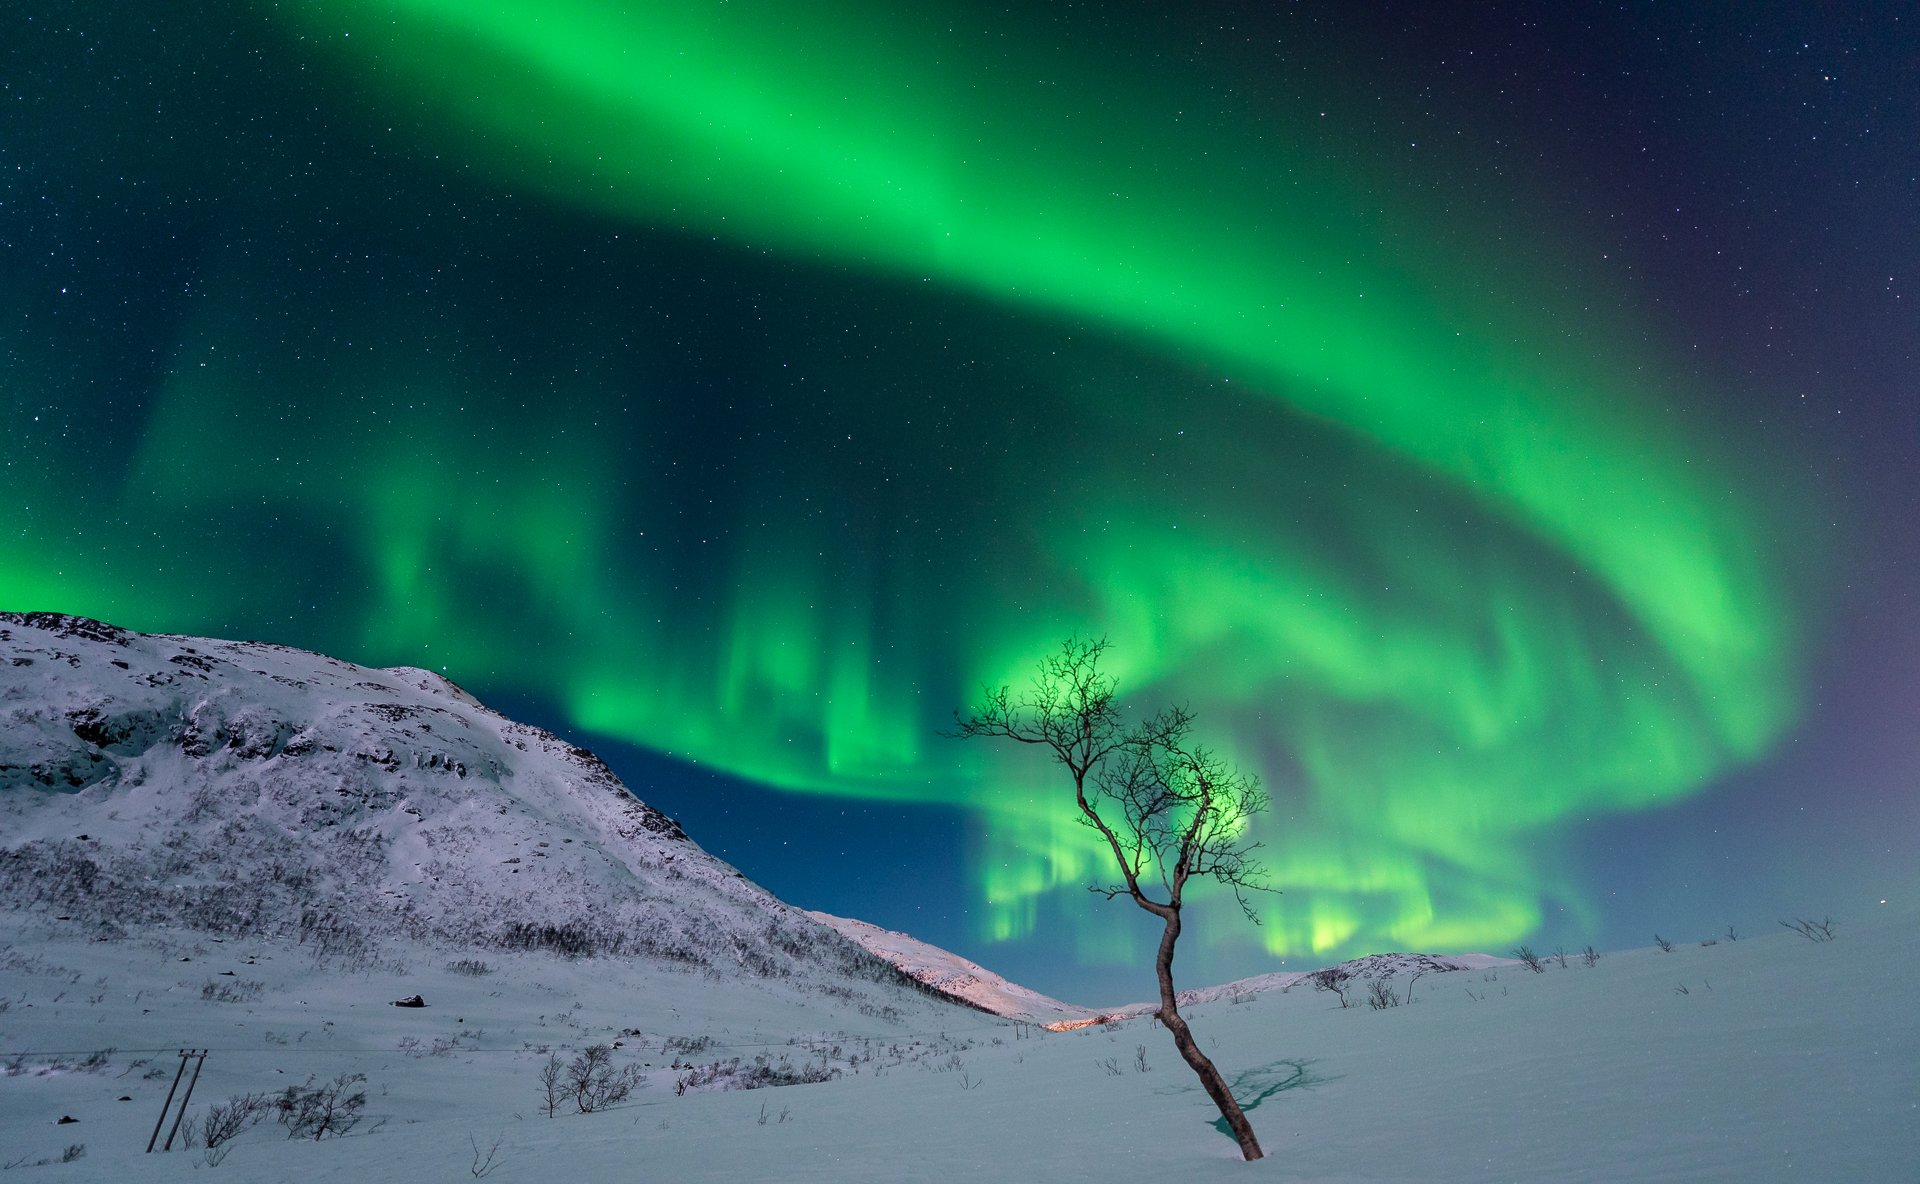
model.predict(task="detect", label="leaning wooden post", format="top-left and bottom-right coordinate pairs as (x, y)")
top-left (146, 1050), bottom-right (191, 1153)
top-left (162, 1050), bottom-right (207, 1151)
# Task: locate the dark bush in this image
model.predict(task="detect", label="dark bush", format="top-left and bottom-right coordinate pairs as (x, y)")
top-left (275, 1073), bottom-right (367, 1140)
top-left (567, 1045), bottom-right (644, 1113)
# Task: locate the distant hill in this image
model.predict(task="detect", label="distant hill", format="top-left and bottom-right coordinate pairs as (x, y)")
top-left (0, 612), bottom-right (941, 999)
top-left (813, 907), bottom-right (1507, 1025)
top-left (1172, 950), bottom-right (1508, 1007)
top-left (806, 910), bottom-right (1109, 1024)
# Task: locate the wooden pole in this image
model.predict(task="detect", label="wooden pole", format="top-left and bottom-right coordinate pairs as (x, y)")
top-left (162, 1050), bottom-right (207, 1151)
top-left (146, 1051), bottom-right (190, 1153)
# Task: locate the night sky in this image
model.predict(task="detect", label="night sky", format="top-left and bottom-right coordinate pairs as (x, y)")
top-left (5, 1), bottom-right (1915, 1003)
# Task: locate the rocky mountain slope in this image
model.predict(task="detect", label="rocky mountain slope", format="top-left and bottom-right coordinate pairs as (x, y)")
top-left (0, 612), bottom-right (932, 996)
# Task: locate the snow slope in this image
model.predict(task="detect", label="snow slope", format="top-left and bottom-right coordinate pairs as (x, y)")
top-left (809, 909), bottom-right (1505, 1025)
top-left (0, 612), bottom-right (964, 1001)
top-left (0, 902), bottom-right (1911, 1181)
top-left (805, 910), bottom-right (1104, 1023)
top-left (1173, 951), bottom-right (1509, 1008)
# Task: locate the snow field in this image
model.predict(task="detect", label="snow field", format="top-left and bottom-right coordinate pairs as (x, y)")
top-left (2, 905), bottom-right (1912, 1182)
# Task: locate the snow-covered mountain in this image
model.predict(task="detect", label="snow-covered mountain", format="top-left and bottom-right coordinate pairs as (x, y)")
top-left (805, 910), bottom-right (1107, 1023)
top-left (0, 612), bottom-right (932, 994)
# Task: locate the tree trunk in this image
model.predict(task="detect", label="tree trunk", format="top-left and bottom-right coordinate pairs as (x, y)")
top-left (1154, 908), bottom-right (1264, 1161)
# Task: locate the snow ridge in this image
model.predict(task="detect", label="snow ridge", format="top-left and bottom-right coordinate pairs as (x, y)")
top-left (806, 910), bottom-right (1105, 1023)
top-left (0, 613), bottom-right (908, 989)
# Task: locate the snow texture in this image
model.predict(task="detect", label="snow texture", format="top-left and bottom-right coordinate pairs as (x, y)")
top-left (806, 909), bottom-right (1104, 1023)
top-left (0, 612), bottom-right (948, 992)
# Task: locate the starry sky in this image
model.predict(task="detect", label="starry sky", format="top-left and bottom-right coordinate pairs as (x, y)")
top-left (5, 1), bottom-right (1915, 1002)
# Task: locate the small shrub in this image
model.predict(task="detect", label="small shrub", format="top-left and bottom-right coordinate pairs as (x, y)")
top-left (662, 1034), bottom-right (713, 1057)
top-left (195, 1092), bottom-right (270, 1150)
top-left (275, 1073), bottom-right (367, 1140)
top-left (1366, 978), bottom-right (1400, 1009)
top-left (675, 1055), bottom-right (838, 1095)
top-left (495, 921), bottom-right (605, 959)
top-left (1780, 917), bottom-right (1837, 943)
top-left (1, 1144), bottom-right (84, 1170)
top-left (200, 979), bottom-right (265, 1004)
top-left (447, 959), bottom-right (493, 977)
top-left (1307, 967), bottom-right (1353, 1008)
top-left (1653, 934), bottom-right (1675, 954)
top-left (1512, 945), bottom-right (1546, 973)
top-left (1581, 945), bottom-right (1600, 968)
top-left (568, 1045), bottom-right (644, 1113)
top-left (1404, 969), bottom-right (1426, 1003)
top-left (470, 1133), bottom-right (505, 1178)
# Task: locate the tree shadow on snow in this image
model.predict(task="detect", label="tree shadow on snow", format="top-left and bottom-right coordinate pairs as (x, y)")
top-left (1151, 1057), bottom-right (1337, 1139)
top-left (1206, 1060), bottom-right (1334, 1141)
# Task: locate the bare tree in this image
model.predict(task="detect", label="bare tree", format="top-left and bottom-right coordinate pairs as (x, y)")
top-left (1512, 945), bottom-right (1545, 973)
top-left (952, 637), bottom-right (1269, 1162)
top-left (567, 1045), bottom-right (642, 1113)
top-left (1307, 966), bottom-right (1353, 1008)
top-left (538, 1054), bottom-right (564, 1118)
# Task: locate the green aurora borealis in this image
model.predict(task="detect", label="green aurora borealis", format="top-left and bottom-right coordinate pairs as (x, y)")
top-left (12, 0), bottom-right (1892, 991)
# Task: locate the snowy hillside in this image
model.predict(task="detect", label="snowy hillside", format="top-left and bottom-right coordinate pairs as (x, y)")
top-left (800, 910), bottom-right (1504, 1027)
top-left (0, 612), bottom-right (946, 995)
top-left (1171, 951), bottom-right (1508, 1008)
top-left (806, 910), bottom-right (1107, 1023)
top-left (0, 893), bottom-right (1910, 1180)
